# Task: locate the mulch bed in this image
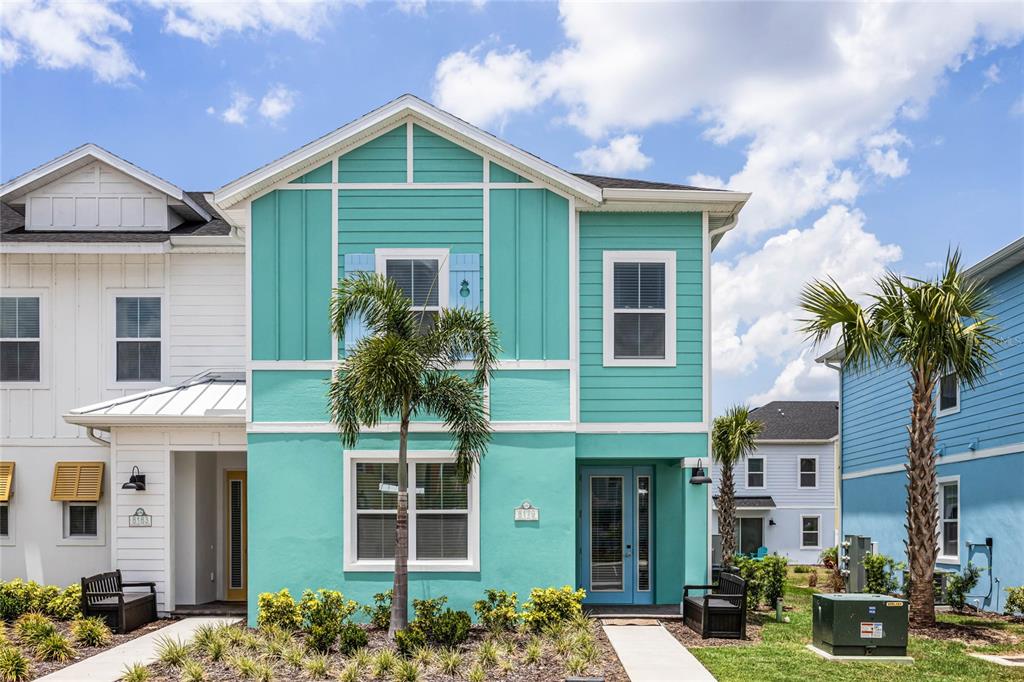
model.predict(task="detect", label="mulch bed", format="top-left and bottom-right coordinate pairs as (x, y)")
top-left (913, 610), bottom-right (1024, 647)
top-left (12, 618), bottom-right (173, 680)
top-left (661, 613), bottom-right (765, 648)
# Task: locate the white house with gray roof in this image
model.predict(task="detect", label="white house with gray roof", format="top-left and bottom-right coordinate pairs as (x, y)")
top-left (711, 401), bottom-right (839, 565)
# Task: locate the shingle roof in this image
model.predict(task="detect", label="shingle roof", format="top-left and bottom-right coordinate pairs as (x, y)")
top-left (571, 173), bottom-right (726, 191)
top-left (750, 401), bottom-right (838, 440)
top-left (713, 495), bottom-right (776, 509)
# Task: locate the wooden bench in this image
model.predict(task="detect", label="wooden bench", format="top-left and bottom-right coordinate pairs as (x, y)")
top-left (682, 572), bottom-right (748, 639)
top-left (81, 570), bottom-right (157, 634)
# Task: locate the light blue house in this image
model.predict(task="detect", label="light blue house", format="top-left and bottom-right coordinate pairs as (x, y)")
top-left (822, 236), bottom-right (1024, 611)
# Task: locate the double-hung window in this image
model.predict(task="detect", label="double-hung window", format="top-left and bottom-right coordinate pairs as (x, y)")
top-left (376, 249), bottom-right (449, 335)
top-left (938, 478), bottom-right (959, 562)
top-left (746, 457), bottom-right (765, 489)
top-left (1, 296), bottom-right (40, 382)
top-left (937, 372), bottom-right (960, 416)
top-left (115, 296), bottom-right (161, 382)
top-left (798, 457), bottom-right (818, 488)
top-left (800, 516), bottom-right (820, 548)
top-left (603, 251), bottom-right (676, 366)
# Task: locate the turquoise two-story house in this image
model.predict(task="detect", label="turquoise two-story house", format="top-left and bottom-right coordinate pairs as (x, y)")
top-left (213, 95), bottom-right (749, 620)
top-left (821, 236), bottom-right (1024, 612)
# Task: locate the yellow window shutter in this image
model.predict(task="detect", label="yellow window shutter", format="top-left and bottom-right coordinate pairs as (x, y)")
top-left (0, 462), bottom-right (13, 502)
top-left (51, 462), bottom-right (104, 502)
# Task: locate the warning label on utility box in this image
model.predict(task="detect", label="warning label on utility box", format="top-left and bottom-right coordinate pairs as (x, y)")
top-left (860, 622), bottom-right (884, 639)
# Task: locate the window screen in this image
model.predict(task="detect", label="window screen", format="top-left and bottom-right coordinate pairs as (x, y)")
top-left (67, 504), bottom-right (98, 537)
top-left (0, 297), bottom-right (40, 382)
top-left (612, 262), bottom-right (666, 359)
top-left (799, 458), bottom-right (817, 488)
top-left (115, 297), bottom-right (161, 382)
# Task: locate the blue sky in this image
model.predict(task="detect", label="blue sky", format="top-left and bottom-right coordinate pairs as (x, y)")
top-left (2, 1), bottom-right (1022, 413)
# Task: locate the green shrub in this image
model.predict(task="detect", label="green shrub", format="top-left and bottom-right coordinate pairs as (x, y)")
top-left (394, 628), bottom-right (426, 659)
top-left (946, 563), bottom-right (983, 611)
top-left (70, 616), bottom-right (112, 647)
top-left (336, 622), bottom-right (368, 655)
top-left (473, 589), bottom-right (519, 633)
top-left (863, 553), bottom-right (904, 596)
top-left (524, 638), bottom-right (543, 665)
top-left (120, 662), bottom-right (150, 682)
top-left (256, 589), bottom-right (301, 630)
top-left (438, 648), bottom-right (463, 675)
top-left (467, 662), bottom-right (486, 682)
top-left (760, 555), bottom-right (788, 607)
top-left (732, 557), bottom-right (764, 608)
top-left (34, 632), bottom-right (76, 663)
top-left (46, 584), bottom-right (82, 620)
top-left (0, 581), bottom-right (35, 622)
top-left (154, 636), bottom-right (189, 667)
top-left (371, 648), bottom-right (397, 677)
top-left (0, 646), bottom-right (31, 682)
top-left (180, 659), bottom-right (207, 682)
top-left (429, 609), bottom-right (471, 648)
top-left (1005, 586), bottom-right (1024, 617)
top-left (521, 586), bottom-right (585, 632)
top-left (410, 597), bottom-right (446, 633)
top-left (299, 589), bottom-right (359, 652)
top-left (394, 659), bottom-right (422, 682)
top-left (14, 613), bottom-right (56, 645)
top-left (304, 653), bottom-right (331, 679)
top-left (362, 589), bottom-right (392, 630)
top-left (475, 639), bottom-right (499, 668)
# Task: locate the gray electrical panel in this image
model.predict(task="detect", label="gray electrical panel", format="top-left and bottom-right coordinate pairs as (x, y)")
top-left (842, 535), bottom-right (872, 593)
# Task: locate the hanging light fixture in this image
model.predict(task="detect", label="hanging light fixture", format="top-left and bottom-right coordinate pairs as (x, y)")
top-left (689, 459), bottom-right (712, 485)
top-left (121, 466), bottom-right (146, 491)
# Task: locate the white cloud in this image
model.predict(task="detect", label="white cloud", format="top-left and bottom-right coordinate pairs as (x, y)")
top-left (1012, 95), bottom-right (1024, 117)
top-left (711, 205), bottom-right (902, 377)
top-left (983, 63), bottom-right (1001, 87)
top-left (575, 134), bottom-right (652, 174)
top-left (216, 92), bottom-right (253, 125)
top-left (0, 0), bottom-right (143, 83)
top-left (395, 0), bottom-right (427, 16)
top-left (748, 351), bottom-right (839, 405)
top-left (145, 0), bottom-right (332, 44)
top-left (865, 147), bottom-right (909, 178)
top-left (433, 47), bottom-right (549, 130)
top-left (258, 84), bottom-right (297, 122)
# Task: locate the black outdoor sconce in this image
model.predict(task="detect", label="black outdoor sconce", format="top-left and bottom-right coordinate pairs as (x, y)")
top-left (121, 466), bottom-right (146, 491)
top-left (689, 459), bottom-right (712, 485)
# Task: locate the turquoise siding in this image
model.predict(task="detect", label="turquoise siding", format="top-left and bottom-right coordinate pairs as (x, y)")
top-left (251, 370), bottom-right (331, 422)
top-left (489, 370), bottom-right (570, 421)
top-left (338, 126), bottom-right (407, 183)
top-left (489, 162), bottom-right (529, 183)
top-left (337, 188), bottom-right (483, 256)
top-left (489, 189), bottom-right (570, 360)
top-left (251, 189), bottom-right (332, 360)
top-left (292, 162), bottom-right (332, 184)
top-left (576, 432), bottom-right (707, 459)
top-left (578, 212), bottom-right (704, 422)
top-left (413, 125), bottom-right (482, 182)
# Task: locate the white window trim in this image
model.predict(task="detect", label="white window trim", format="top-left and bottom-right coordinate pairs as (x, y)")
top-left (374, 248), bottom-right (451, 312)
top-left (0, 289), bottom-right (48, 388)
top-left (602, 250), bottom-right (677, 367)
top-left (936, 373), bottom-right (961, 417)
top-left (107, 289), bottom-right (167, 390)
top-left (800, 514), bottom-right (822, 549)
top-left (57, 502), bottom-right (106, 547)
top-left (797, 455), bottom-right (819, 489)
top-left (745, 456), bottom-right (766, 490)
top-left (937, 475), bottom-right (960, 564)
top-left (343, 449), bottom-right (480, 572)
top-left (0, 501), bottom-right (14, 546)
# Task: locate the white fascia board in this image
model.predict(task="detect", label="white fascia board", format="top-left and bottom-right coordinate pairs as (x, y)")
top-left (964, 235), bottom-right (1024, 283)
top-left (0, 241), bottom-right (170, 254)
top-left (168, 235), bottom-right (244, 247)
top-left (0, 143), bottom-right (210, 221)
top-left (62, 413), bottom-right (245, 428)
top-left (213, 94), bottom-right (604, 208)
top-left (600, 187), bottom-right (751, 205)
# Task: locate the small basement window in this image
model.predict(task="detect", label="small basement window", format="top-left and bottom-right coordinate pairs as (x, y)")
top-left (64, 503), bottom-right (98, 537)
top-left (603, 251), bottom-right (676, 367)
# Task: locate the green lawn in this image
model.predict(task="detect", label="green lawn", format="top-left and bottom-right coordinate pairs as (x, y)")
top-left (689, 575), bottom-right (1024, 681)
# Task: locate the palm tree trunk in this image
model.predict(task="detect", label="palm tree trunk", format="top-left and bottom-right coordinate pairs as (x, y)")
top-left (905, 366), bottom-right (938, 627)
top-left (719, 465), bottom-right (736, 569)
top-left (388, 405), bottom-right (412, 638)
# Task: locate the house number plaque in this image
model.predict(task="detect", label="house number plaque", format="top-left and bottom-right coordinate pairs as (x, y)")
top-left (129, 508), bottom-right (152, 527)
top-left (514, 501), bottom-right (539, 522)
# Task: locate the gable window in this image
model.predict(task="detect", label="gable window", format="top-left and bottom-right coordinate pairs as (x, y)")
top-left (115, 296), bottom-right (161, 382)
top-left (746, 457), bottom-right (765, 489)
top-left (801, 515), bottom-right (820, 548)
top-left (937, 372), bottom-right (960, 416)
top-left (603, 251), bottom-right (676, 367)
top-left (1, 297), bottom-right (40, 382)
top-left (938, 478), bottom-right (959, 562)
top-left (798, 457), bottom-right (818, 488)
top-left (376, 249), bottom-right (450, 335)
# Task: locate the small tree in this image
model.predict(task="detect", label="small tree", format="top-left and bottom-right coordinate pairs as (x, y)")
top-left (712, 406), bottom-right (763, 569)
top-left (328, 271), bottom-right (499, 636)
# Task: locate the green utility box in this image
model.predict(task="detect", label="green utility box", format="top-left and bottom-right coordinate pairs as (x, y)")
top-left (812, 593), bottom-right (908, 656)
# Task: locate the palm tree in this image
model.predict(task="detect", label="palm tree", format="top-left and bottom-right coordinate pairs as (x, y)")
top-left (328, 271), bottom-right (500, 636)
top-left (799, 251), bottom-right (997, 627)
top-left (712, 405), bottom-right (763, 570)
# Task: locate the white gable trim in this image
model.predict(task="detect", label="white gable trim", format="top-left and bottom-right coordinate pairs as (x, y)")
top-left (0, 144), bottom-right (209, 221)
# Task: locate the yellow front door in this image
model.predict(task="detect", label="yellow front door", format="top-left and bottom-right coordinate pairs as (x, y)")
top-left (225, 471), bottom-right (247, 602)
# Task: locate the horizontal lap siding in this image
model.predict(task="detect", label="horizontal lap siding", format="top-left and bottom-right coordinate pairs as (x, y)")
top-left (413, 125), bottom-right (482, 183)
top-left (337, 126), bottom-right (406, 183)
top-left (578, 212), bottom-right (703, 423)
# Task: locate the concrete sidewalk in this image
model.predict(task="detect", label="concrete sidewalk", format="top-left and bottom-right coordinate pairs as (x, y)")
top-left (604, 624), bottom-right (717, 682)
top-left (39, 617), bottom-right (238, 681)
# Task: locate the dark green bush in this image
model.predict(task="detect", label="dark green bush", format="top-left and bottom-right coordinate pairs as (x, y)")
top-left (473, 589), bottom-right (519, 633)
top-left (336, 622), bottom-right (368, 655)
top-left (1005, 586), bottom-right (1024, 617)
top-left (363, 590), bottom-right (392, 630)
top-left (863, 553), bottom-right (904, 596)
top-left (732, 557), bottom-right (764, 608)
top-left (792, 565), bottom-right (811, 574)
top-left (946, 564), bottom-right (983, 611)
top-left (394, 627), bottom-right (426, 658)
top-left (300, 589), bottom-right (359, 652)
top-left (760, 555), bottom-right (788, 607)
top-left (0, 581), bottom-right (35, 621)
top-left (430, 609), bottom-right (471, 648)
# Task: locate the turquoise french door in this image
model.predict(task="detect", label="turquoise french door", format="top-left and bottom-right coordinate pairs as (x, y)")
top-left (580, 467), bottom-right (654, 604)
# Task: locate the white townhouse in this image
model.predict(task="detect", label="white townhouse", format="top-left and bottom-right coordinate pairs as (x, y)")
top-left (711, 401), bottom-right (839, 565)
top-left (0, 145), bottom-right (247, 606)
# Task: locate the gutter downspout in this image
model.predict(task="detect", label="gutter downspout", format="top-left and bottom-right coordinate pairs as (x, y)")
top-left (86, 427), bottom-right (111, 447)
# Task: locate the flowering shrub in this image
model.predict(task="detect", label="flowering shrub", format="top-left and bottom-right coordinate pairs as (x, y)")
top-left (256, 589), bottom-right (301, 630)
top-left (521, 586), bottom-right (585, 632)
top-left (473, 589), bottom-right (519, 632)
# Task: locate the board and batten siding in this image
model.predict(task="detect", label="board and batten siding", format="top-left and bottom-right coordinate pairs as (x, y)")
top-left (842, 261), bottom-right (1024, 475)
top-left (577, 212), bottom-right (704, 423)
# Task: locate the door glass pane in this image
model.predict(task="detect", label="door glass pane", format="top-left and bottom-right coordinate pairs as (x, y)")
top-left (229, 479), bottom-right (243, 589)
top-left (637, 476), bottom-right (651, 592)
top-left (590, 476), bottom-right (624, 592)
top-left (739, 517), bottom-right (763, 555)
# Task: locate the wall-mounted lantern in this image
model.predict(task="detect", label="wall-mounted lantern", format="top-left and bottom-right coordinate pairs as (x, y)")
top-left (689, 459), bottom-right (712, 485)
top-left (121, 466), bottom-right (146, 491)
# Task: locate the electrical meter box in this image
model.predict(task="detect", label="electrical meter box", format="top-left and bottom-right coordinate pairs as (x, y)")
top-left (812, 593), bottom-right (908, 656)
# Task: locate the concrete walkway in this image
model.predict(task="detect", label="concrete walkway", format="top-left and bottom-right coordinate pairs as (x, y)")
top-left (39, 617), bottom-right (238, 681)
top-left (604, 624), bottom-right (717, 682)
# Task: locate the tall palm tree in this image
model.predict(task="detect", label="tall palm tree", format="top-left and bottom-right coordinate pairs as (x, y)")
top-left (800, 251), bottom-right (997, 627)
top-left (328, 271), bottom-right (499, 637)
top-left (712, 405), bottom-right (763, 570)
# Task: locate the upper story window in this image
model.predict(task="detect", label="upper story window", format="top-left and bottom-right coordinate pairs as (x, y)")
top-left (746, 456), bottom-right (765, 489)
top-left (798, 456), bottom-right (818, 488)
top-left (939, 478), bottom-right (959, 562)
top-left (376, 249), bottom-right (450, 335)
top-left (603, 251), bottom-right (676, 367)
top-left (937, 372), bottom-right (960, 416)
top-left (1, 297), bottom-right (40, 382)
top-left (115, 296), bottom-right (161, 382)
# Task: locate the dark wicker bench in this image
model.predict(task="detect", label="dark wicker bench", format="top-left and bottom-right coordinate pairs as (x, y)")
top-left (683, 572), bottom-right (747, 639)
top-left (81, 569), bottom-right (157, 634)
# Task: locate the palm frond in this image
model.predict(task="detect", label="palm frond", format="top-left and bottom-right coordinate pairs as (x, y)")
top-left (422, 307), bottom-right (501, 384)
top-left (419, 373), bottom-right (491, 481)
top-left (711, 405), bottom-right (763, 468)
top-left (330, 272), bottom-right (418, 340)
top-left (798, 277), bottom-right (881, 372)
